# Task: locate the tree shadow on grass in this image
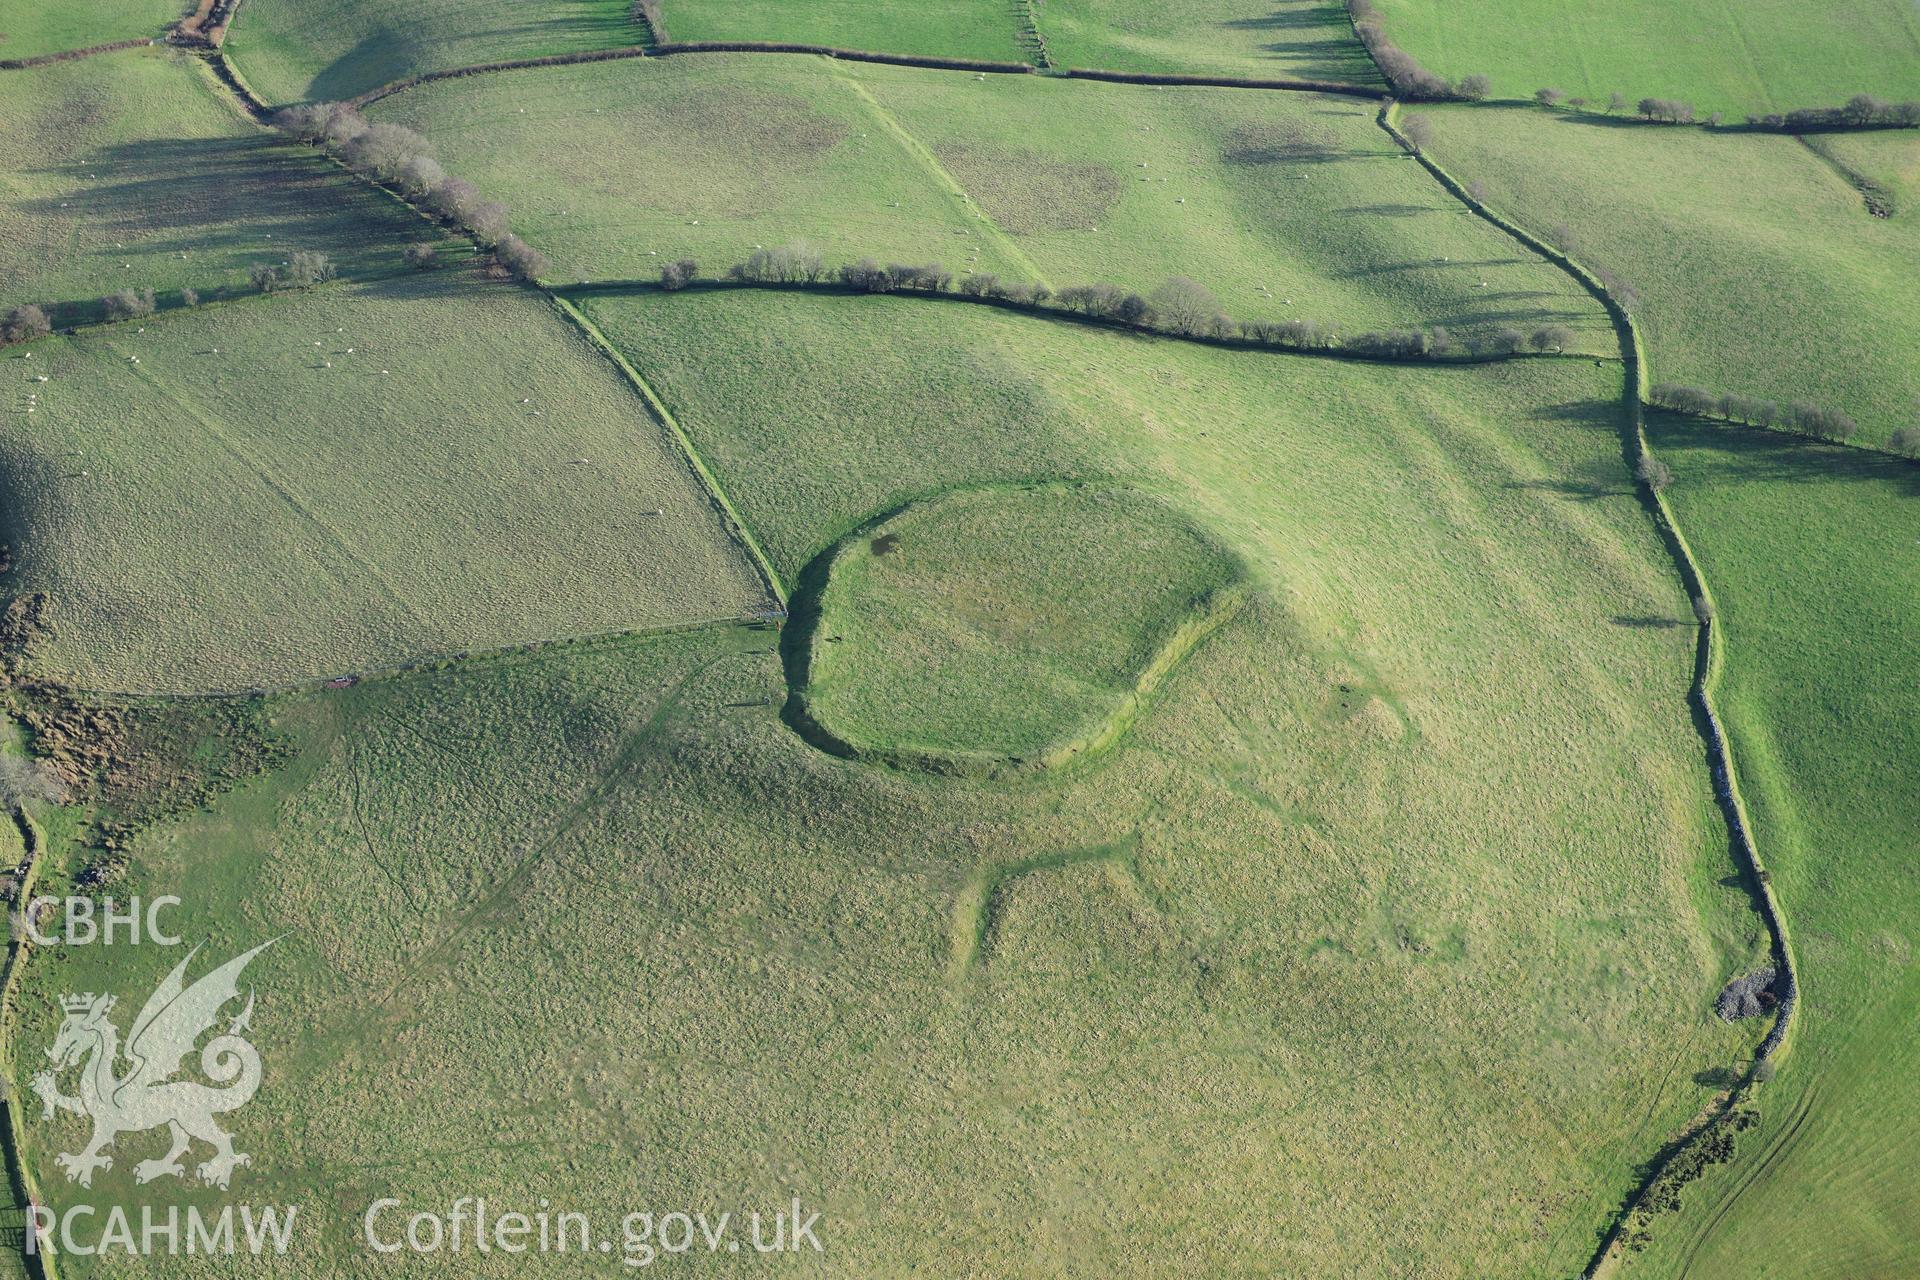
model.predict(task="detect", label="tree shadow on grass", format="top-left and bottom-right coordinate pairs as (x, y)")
top-left (307, 10), bottom-right (637, 103)
top-left (1221, 3), bottom-right (1381, 83)
top-left (1651, 412), bottom-right (1920, 499)
top-left (17, 135), bottom-right (423, 271)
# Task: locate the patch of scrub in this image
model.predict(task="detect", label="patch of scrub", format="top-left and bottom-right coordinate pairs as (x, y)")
top-left (788, 484), bottom-right (1247, 773)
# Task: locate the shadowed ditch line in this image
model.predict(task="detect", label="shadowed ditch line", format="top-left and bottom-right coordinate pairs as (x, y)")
top-left (775, 481), bottom-right (1250, 778)
top-left (1372, 99), bottom-right (1800, 1277)
top-left (949, 834), bottom-right (1149, 979)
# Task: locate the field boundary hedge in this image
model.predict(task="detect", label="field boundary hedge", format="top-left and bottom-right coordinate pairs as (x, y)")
top-left (1376, 99), bottom-right (1802, 1277)
top-left (778, 483), bottom-right (1251, 777)
top-left (1794, 135), bottom-right (1897, 218)
top-left (344, 41), bottom-right (1389, 109)
top-left (0, 38), bottom-right (151, 70)
top-left (559, 278), bottom-right (1580, 367)
top-left (550, 296), bottom-right (788, 606)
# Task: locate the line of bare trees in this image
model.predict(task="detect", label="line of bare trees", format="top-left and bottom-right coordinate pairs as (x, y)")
top-left (270, 102), bottom-right (548, 282)
top-left (1347, 0), bottom-right (1488, 101)
top-left (1651, 382), bottom-right (1859, 443)
top-left (689, 245), bottom-right (1570, 361)
top-left (1749, 95), bottom-right (1920, 132)
top-left (630, 0), bottom-right (667, 45)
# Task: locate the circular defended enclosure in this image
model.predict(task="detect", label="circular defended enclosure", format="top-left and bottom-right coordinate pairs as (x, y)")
top-left (786, 485), bottom-right (1249, 775)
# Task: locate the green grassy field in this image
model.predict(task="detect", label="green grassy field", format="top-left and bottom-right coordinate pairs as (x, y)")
top-left (801, 484), bottom-right (1244, 766)
top-left (1043, 0), bottom-right (1381, 81)
top-left (373, 55), bottom-right (1605, 346)
top-left (1422, 105), bottom-right (1920, 442)
top-left (0, 0), bottom-right (182, 59)
top-left (1371, 0), bottom-right (1920, 116)
top-left (12, 291), bottom-right (1765, 1274)
top-left (0, 47), bottom-right (437, 319)
top-left (666, 0), bottom-right (1029, 62)
top-left (1618, 417), bottom-right (1920, 1279)
top-left (0, 271), bottom-right (768, 692)
top-left (223, 0), bottom-right (634, 105)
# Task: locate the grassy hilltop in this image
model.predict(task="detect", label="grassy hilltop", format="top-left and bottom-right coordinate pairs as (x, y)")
top-left (1, 2), bottom-right (1915, 1275)
top-left (14, 295), bottom-right (1763, 1276)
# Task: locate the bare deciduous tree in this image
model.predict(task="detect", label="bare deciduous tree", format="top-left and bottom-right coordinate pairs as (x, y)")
top-left (101, 288), bottom-right (155, 321)
top-left (1, 304), bottom-right (51, 346)
top-left (659, 258), bottom-right (698, 290)
top-left (1149, 276), bottom-right (1224, 336)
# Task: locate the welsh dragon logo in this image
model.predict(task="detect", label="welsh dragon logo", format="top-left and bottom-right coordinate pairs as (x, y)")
top-left (31, 942), bottom-right (272, 1190)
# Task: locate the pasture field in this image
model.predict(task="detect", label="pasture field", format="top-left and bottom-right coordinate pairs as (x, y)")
top-left (1371, 0), bottom-right (1920, 117)
top-left (1621, 418), bottom-right (1920, 1279)
top-left (855, 63), bottom-right (1602, 344)
top-left (0, 270), bottom-right (768, 692)
top-left (12, 291), bottom-right (1764, 1274)
top-left (799, 484), bottom-right (1245, 767)
top-left (1422, 105), bottom-right (1920, 442)
top-left (0, 0), bottom-right (181, 60)
top-left (1043, 0), bottom-right (1380, 81)
top-left (223, 0), bottom-right (633, 106)
top-left (375, 56), bottom-right (1604, 346)
top-left (666, 0), bottom-right (1029, 63)
top-left (366, 55), bottom-right (1035, 286)
top-left (0, 47), bottom-right (437, 320)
